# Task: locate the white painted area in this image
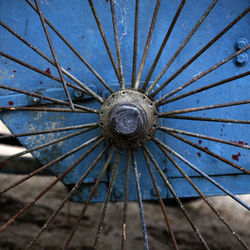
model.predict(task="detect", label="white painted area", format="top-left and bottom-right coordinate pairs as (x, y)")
top-left (0, 144), bottom-right (32, 158)
top-left (0, 120), bottom-right (11, 134)
top-left (0, 120), bottom-right (32, 157)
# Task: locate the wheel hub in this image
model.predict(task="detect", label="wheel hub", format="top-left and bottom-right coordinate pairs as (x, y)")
top-left (99, 90), bottom-right (158, 148)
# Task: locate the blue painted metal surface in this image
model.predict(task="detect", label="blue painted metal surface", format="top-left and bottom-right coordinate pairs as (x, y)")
top-left (0, 0), bottom-right (249, 202)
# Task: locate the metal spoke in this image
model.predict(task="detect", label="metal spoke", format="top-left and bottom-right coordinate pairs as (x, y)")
top-left (134, 0), bottom-right (162, 90)
top-left (0, 137), bottom-right (103, 234)
top-left (131, 0), bottom-right (139, 87)
top-left (164, 115), bottom-right (250, 124)
top-left (158, 126), bottom-right (250, 150)
top-left (26, 0), bottom-right (113, 94)
top-left (0, 123), bottom-right (97, 140)
top-left (121, 150), bottom-right (131, 250)
top-left (25, 142), bottom-right (108, 249)
top-left (150, 7), bottom-right (249, 96)
top-left (131, 150), bottom-right (149, 250)
top-left (0, 51), bottom-right (103, 106)
top-left (162, 71), bottom-right (250, 105)
top-left (153, 137), bottom-right (250, 210)
top-left (156, 45), bottom-right (250, 104)
top-left (144, 145), bottom-right (210, 249)
top-left (0, 19), bottom-right (112, 95)
top-left (155, 144), bottom-right (249, 249)
top-left (88, 0), bottom-right (120, 85)
top-left (159, 99), bottom-right (250, 116)
top-left (62, 147), bottom-right (116, 250)
top-left (34, 0), bottom-right (75, 109)
top-left (0, 83), bottom-right (91, 112)
top-left (147, 0), bottom-right (218, 95)
top-left (0, 129), bottom-right (99, 196)
top-left (110, 0), bottom-right (125, 89)
top-left (0, 106), bottom-right (97, 113)
top-left (142, 0), bottom-right (186, 91)
top-left (142, 147), bottom-right (179, 250)
top-left (93, 149), bottom-right (122, 249)
top-left (0, 127), bottom-right (96, 166)
top-left (166, 132), bottom-right (250, 174)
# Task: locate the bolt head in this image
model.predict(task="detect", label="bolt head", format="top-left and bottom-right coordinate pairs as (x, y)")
top-left (236, 53), bottom-right (248, 65)
top-left (236, 38), bottom-right (248, 50)
top-left (73, 90), bottom-right (84, 99)
top-left (109, 103), bottom-right (147, 137)
top-left (32, 97), bottom-right (40, 104)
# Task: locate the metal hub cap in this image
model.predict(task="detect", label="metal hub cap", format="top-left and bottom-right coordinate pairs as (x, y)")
top-left (99, 90), bottom-right (158, 149)
top-left (110, 103), bottom-right (147, 136)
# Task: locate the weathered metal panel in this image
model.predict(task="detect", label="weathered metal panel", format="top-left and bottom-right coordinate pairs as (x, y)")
top-left (0, 0), bottom-right (249, 202)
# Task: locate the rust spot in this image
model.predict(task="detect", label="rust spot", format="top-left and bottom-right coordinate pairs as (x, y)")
top-left (232, 152), bottom-right (241, 161)
top-left (197, 152), bottom-right (201, 157)
top-left (13, 70), bottom-right (16, 73)
top-left (203, 147), bottom-right (209, 151)
top-left (238, 141), bottom-right (248, 146)
top-left (39, 81), bottom-right (43, 84)
top-left (8, 101), bottom-right (14, 106)
top-left (67, 67), bottom-right (71, 71)
top-left (45, 67), bottom-right (51, 74)
top-left (198, 140), bottom-right (202, 145)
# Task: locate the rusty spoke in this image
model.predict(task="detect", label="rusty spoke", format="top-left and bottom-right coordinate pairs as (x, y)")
top-left (164, 115), bottom-right (250, 124)
top-left (151, 6), bottom-right (249, 96)
top-left (131, 0), bottom-right (139, 87)
top-left (93, 149), bottom-right (122, 249)
top-left (158, 99), bottom-right (250, 116)
top-left (134, 0), bottom-right (162, 90)
top-left (166, 132), bottom-right (250, 174)
top-left (110, 0), bottom-right (125, 89)
top-left (144, 145), bottom-right (210, 249)
top-left (162, 71), bottom-right (250, 105)
top-left (0, 127), bottom-right (97, 167)
top-left (0, 137), bottom-right (103, 234)
top-left (0, 83), bottom-right (91, 112)
top-left (131, 150), bottom-right (149, 250)
top-left (121, 150), bottom-right (131, 250)
top-left (147, 0), bottom-right (218, 95)
top-left (0, 123), bottom-right (97, 140)
top-left (0, 106), bottom-right (97, 113)
top-left (25, 142), bottom-right (108, 249)
top-left (158, 126), bottom-right (250, 150)
top-left (0, 17), bottom-right (112, 95)
top-left (142, 147), bottom-right (179, 250)
top-left (62, 147), bottom-right (116, 250)
top-left (155, 143), bottom-right (249, 249)
top-left (34, 0), bottom-right (76, 109)
top-left (156, 45), bottom-right (250, 104)
top-left (88, 0), bottom-right (121, 85)
top-left (0, 51), bottom-right (103, 105)
top-left (153, 137), bottom-right (250, 210)
top-left (0, 129), bottom-right (99, 196)
top-left (142, 0), bottom-right (186, 91)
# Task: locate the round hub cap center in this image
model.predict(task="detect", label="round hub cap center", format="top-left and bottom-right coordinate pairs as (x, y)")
top-left (99, 90), bottom-right (158, 149)
top-left (110, 103), bottom-right (147, 137)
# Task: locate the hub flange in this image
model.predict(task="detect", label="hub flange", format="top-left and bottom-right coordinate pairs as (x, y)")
top-left (99, 90), bottom-right (158, 148)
